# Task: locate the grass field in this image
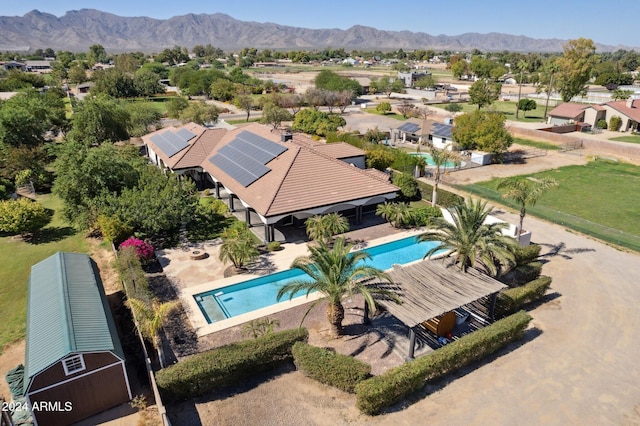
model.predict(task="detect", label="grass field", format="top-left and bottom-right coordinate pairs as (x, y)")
top-left (0, 195), bottom-right (87, 354)
top-left (431, 101), bottom-right (549, 123)
top-left (462, 159), bottom-right (640, 251)
top-left (610, 135), bottom-right (640, 144)
top-left (512, 137), bottom-right (560, 151)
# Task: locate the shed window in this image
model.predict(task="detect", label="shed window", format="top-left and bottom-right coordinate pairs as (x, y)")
top-left (62, 355), bottom-right (86, 375)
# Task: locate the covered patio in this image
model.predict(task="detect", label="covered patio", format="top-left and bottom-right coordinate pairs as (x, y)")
top-left (379, 260), bottom-right (508, 360)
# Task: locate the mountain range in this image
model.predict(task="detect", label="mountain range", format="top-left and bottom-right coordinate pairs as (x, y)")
top-left (0, 9), bottom-right (634, 53)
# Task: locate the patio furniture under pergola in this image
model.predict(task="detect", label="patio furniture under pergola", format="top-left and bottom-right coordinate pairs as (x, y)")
top-left (376, 260), bottom-right (507, 360)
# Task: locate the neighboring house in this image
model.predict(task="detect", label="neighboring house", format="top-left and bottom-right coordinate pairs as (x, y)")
top-left (547, 103), bottom-right (606, 127)
top-left (24, 60), bottom-right (51, 73)
top-left (2, 60), bottom-right (26, 72)
top-left (602, 98), bottom-right (640, 132)
top-left (397, 122), bottom-right (422, 143)
top-left (397, 71), bottom-right (430, 88)
top-left (430, 122), bottom-right (455, 150)
top-left (24, 252), bottom-right (131, 426)
top-left (143, 123), bottom-right (398, 242)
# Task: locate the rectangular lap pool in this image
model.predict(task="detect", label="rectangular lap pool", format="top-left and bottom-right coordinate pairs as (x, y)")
top-left (195, 235), bottom-right (441, 324)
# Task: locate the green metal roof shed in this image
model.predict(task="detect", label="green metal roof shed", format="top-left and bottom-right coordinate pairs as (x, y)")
top-left (24, 252), bottom-right (131, 425)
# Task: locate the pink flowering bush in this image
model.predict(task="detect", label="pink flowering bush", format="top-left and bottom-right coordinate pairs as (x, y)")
top-left (119, 237), bottom-right (155, 261)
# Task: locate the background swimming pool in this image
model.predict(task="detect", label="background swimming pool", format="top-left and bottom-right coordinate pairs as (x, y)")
top-left (195, 235), bottom-right (441, 323)
top-left (409, 152), bottom-right (460, 168)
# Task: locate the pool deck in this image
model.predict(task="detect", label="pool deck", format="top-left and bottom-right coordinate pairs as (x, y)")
top-left (157, 224), bottom-right (423, 337)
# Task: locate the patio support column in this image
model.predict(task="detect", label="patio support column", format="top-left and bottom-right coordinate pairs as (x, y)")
top-left (489, 292), bottom-right (498, 322)
top-left (270, 225), bottom-right (275, 242)
top-left (245, 208), bottom-right (252, 227)
top-left (406, 327), bottom-right (416, 361)
top-left (363, 302), bottom-right (370, 324)
top-left (228, 194), bottom-right (235, 212)
top-left (264, 223), bottom-right (270, 243)
top-left (215, 182), bottom-right (221, 199)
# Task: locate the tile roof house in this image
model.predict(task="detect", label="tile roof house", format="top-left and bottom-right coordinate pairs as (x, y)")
top-left (143, 123), bottom-right (398, 242)
top-left (24, 252), bottom-right (131, 426)
top-left (547, 99), bottom-right (640, 132)
top-left (602, 98), bottom-right (640, 132)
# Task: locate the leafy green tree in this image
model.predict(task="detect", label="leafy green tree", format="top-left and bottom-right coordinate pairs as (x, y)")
top-left (125, 102), bottom-right (162, 137)
top-left (517, 99), bottom-right (537, 118)
top-left (470, 56), bottom-right (496, 78)
top-left (392, 173), bottom-right (419, 200)
top-left (376, 102), bottom-right (391, 114)
top-left (366, 147), bottom-right (395, 170)
top-left (291, 109), bottom-right (345, 136)
top-left (0, 199), bottom-right (53, 237)
top-left (415, 74), bottom-right (437, 89)
top-left (609, 115), bottom-right (622, 131)
top-left (68, 95), bottom-right (130, 145)
top-left (218, 223), bottom-right (260, 270)
top-left (67, 64), bottom-right (87, 84)
top-left (277, 237), bottom-right (398, 336)
top-left (420, 199), bottom-right (517, 275)
top-left (233, 94), bottom-right (254, 122)
top-left (497, 176), bottom-right (559, 243)
top-left (304, 213), bottom-right (349, 243)
top-left (556, 38), bottom-right (598, 102)
top-left (444, 103), bottom-right (463, 113)
top-left (611, 89), bottom-right (633, 101)
top-left (314, 69), bottom-right (362, 95)
top-left (451, 60), bottom-right (469, 79)
top-left (260, 103), bottom-right (292, 130)
top-left (452, 110), bottom-right (513, 157)
top-left (91, 68), bottom-right (136, 98)
top-left (166, 96), bottom-right (189, 119)
top-left (370, 76), bottom-right (404, 97)
top-left (133, 69), bottom-right (165, 97)
top-left (428, 145), bottom-right (461, 206)
top-left (178, 101), bottom-right (219, 126)
top-left (210, 78), bottom-right (237, 101)
top-left (88, 44), bottom-right (109, 64)
top-left (468, 79), bottom-right (501, 109)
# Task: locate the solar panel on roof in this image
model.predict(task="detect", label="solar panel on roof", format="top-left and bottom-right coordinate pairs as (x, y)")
top-left (431, 123), bottom-right (453, 138)
top-left (236, 131), bottom-right (287, 158)
top-left (227, 139), bottom-right (274, 164)
top-left (398, 123), bottom-right (421, 133)
top-left (175, 128), bottom-right (197, 142)
top-left (209, 154), bottom-right (270, 187)
top-left (149, 130), bottom-right (189, 158)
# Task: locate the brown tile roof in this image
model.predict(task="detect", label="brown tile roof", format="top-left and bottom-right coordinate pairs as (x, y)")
top-left (201, 123), bottom-right (398, 218)
top-left (548, 103), bottom-right (588, 119)
top-left (605, 99), bottom-right (640, 122)
top-left (142, 122), bottom-right (207, 169)
top-left (173, 128), bottom-right (226, 170)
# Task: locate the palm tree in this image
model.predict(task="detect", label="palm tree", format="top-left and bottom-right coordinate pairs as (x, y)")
top-left (542, 61), bottom-right (560, 121)
top-left (420, 198), bottom-right (517, 275)
top-left (277, 237), bottom-right (399, 336)
top-left (375, 202), bottom-right (410, 228)
top-left (497, 176), bottom-right (559, 243)
top-left (376, 203), bottom-right (397, 227)
top-left (429, 145), bottom-right (461, 207)
top-left (219, 225), bottom-right (259, 270)
top-left (514, 59), bottom-right (528, 119)
top-left (305, 213), bottom-right (349, 243)
top-left (128, 298), bottom-right (180, 368)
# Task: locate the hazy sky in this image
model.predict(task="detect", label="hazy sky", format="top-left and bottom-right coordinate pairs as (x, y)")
top-left (4, 0), bottom-right (640, 48)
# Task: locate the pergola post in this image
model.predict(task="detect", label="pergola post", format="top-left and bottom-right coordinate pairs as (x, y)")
top-left (215, 182), bottom-right (221, 199)
top-left (228, 194), bottom-right (235, 212)
top-left (489, 292), bottom-right (498, 322)
top-left (264, 223), bottom-right (271, 243)
top-left (245, 208), bottom-right (252, 227)
top-left (363, 302), bottom-right (370, 325)
top-left (406, 327), bottom-right (416, 361)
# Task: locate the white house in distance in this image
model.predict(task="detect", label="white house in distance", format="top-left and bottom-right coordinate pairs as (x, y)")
top-left (548, 97), bottom-right (640, 132)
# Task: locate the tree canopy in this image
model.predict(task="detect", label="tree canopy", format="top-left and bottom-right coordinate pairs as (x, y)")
top-left (468, 79), bottom-right (501, 109)
top-left (452, 110), bottom-right (513, 157)
top-left (556, 38), bottom-right (598, 102)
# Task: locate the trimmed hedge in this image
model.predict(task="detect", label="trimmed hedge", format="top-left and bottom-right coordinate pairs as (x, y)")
top-left (355, 311), bottom-right (532, 415)
top-left (156, 328), bottom-right (308, 402)
top-left (415, 180), bottom-right (464, 208)
top-left (292, 342), bottom-right (371, 393)
top-left (497, 276), bottom-right (552, 316)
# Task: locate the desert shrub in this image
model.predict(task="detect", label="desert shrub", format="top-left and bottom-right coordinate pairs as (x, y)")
top-left (496, 276), bottom-right (552, 316)
top-left (267, 241), bottom-right (281, 251)
top-left (156, 328), bottom-right (308, 402)
top-left (596, 119), bottom-right (608, 129)
top-left (292, 342), bottom-right (371, 393)
top-left (119, 237), bottom-right (155, 261)
top-left (355, 311), bottom-right (532, 415)
top-left (609, 115), bottom-right (622, 131)
top-left (201, 197), bottom-right (229, 215)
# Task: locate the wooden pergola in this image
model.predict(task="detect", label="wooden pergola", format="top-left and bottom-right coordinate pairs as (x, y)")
top-left (376, 260), bottom-right (507, 360)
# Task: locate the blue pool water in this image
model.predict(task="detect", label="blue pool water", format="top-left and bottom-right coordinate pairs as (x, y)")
top-left (195, 235), bottom-right (441, 323)
top-left (409, 152), bottom-right (460, 168)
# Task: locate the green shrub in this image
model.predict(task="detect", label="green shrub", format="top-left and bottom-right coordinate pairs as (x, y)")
top-left (267, 241), bottom-right (281, 252)
top-left (97, 214), bottom-right (133, 244)
top-left (514, 244), bottom-right (541, 265)
top-left (392, 173), bottom-right (419, 200)
top-left (292, 342), bottom-right (371, 393)
top-left (156, 328), bottom-right (308, 402)
top-left (408, 205), bottom-right (442, 226)
top-left (415, 180), bottom-right (464, 207)
top-left (609, 115), bottom-right (622, 131)
top-left (0, 199), bottom-right (53, 236)
top-left (596, 119), bottom-right (608, 129)
top-left (497, 276), bottom-right (552, 316)
top-left (355, 311), bottom-right (532, 415)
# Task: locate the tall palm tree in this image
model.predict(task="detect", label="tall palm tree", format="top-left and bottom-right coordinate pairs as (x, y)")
top-left (376, 202), bottom-right (397, 227)
top-left (128, 298), bottom-right (180, 368)
top-left (420, 198), bottom-right (517, 275)
top-left (305, 212), bottom-right (349, 243)
top-left (277, 237), bottom-right (399, 336)
top-left (542, 61), bottom-right (560, 121)
top-left (497, 176), bottom-right (559, 243)
top-left (514, 59), bottom-right (528, 119)
top-left (429, 145), bottom-right (461, 207)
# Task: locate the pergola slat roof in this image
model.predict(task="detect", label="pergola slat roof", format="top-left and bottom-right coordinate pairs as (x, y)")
top-left (382, 260), bottom-right (507, 328)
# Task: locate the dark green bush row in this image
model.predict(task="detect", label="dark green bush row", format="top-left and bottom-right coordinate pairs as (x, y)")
top-left (502, 261), bottom-right (543, 287)
top-left (292, 342), bottom-right (371, 393)
top-left (355, 311), bottom-right (532, 415)
top-left (156, 328), bottom-right (308, 402)
top-left (415, 180), bottom-right (464, 208)
top-left (497, 276), bottom-right (552, 316)
top-left (514, 244), bottom-right (541, 265)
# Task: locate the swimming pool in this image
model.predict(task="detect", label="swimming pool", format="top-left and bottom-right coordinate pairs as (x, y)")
top-left (194, 235), bottom-right (442, 324)
top-left (409, 152), bottom-right (461, 168)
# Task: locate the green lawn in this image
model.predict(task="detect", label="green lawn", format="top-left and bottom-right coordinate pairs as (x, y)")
top-left (512, 137), bottom-right (560, 151)
top-left (363, 108), bottom-right (409, 120)
top-left (610, 135), bottom-right (640, 144)
top-left (431, 101), bottom-right (548, 123)
top-left (461, 159), bottom-right (640, 251)
top-left (0, 194), bottom-right (87, 353)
